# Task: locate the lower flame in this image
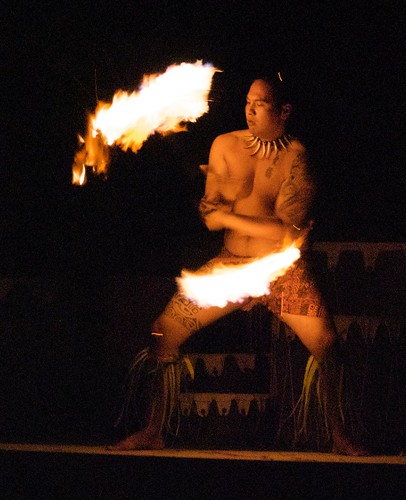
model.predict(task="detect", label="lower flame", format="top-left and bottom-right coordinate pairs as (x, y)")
top-left (177, 244), bottom-right (301, 308)
top-left (72, 60), bottom-right (219, 185)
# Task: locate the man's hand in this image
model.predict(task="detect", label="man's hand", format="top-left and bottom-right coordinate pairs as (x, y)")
top-left (199, 194), bottom-right (232, 216)
top-left (199, 194), bottom-right (233, 231)
top-left (203, 208), bottom-right (228, 231)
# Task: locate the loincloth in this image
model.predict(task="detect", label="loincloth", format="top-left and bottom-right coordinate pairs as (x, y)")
top-left (202, 247), bottom-right (328, 318)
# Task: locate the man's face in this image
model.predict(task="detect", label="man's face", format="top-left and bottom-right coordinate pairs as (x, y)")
top-left (245, 80), bottom-right (283, 139)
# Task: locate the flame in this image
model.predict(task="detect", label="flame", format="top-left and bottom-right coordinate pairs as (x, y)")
top-left (177, 244), bottom-right (301, 308)
top-left (72, 61), bottom-right (219, 185)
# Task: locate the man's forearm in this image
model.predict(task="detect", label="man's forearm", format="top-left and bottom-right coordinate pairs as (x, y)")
top-left (221, 212), bottom-right (287, 240)
top-left (199, 195), bottom-right (233, 217)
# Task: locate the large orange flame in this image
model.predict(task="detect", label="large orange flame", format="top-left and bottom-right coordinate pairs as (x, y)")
top-left (72, 60), bottom-right (219, 185)
top-left (177, 244), bottom-right (301, 308)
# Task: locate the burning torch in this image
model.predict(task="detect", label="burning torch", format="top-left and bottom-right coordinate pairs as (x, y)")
top-left (72, 61), bottom-right (219, 185)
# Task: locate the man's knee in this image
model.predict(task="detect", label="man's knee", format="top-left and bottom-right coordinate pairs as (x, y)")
top-left (151, 316), bottom-right (165, 335)
top-left (150, 313), bottom-right (193, 359)
top-left (151, 313), bottom-right (191, 336)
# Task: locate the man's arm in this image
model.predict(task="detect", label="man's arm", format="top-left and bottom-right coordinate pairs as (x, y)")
top-left (274, 148), bottom-right (316, 230)
top-left (201, 130), bottom-right (287, 237)
top-left (203, 211), bottom-right (288, 239)
top-left (199, 135), bottom-right (236, 229)
top-left (203, 145), bottom-right (315, 240)
top-left (202, 135), bottom-right (229, 199)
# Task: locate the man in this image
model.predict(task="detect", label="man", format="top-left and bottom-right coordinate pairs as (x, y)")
top-left (110, 75), bottom-right (366, 455)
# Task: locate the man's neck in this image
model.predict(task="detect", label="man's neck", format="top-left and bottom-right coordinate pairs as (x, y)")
top-left (258, 125), bottom-right (286, 142)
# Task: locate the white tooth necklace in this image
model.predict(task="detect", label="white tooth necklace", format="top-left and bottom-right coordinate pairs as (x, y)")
top-left (244, 134), bottom-right (292, 159)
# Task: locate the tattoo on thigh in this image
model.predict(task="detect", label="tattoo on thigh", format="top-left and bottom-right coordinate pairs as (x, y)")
top-left (164, 293), bottom-right (202, 331)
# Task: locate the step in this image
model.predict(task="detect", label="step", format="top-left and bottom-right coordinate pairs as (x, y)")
top-left (1, 443), bottom-right (404, 499)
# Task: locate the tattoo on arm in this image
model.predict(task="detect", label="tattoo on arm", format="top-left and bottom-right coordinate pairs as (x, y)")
top-left (276, 152), bottom-right (315, 226)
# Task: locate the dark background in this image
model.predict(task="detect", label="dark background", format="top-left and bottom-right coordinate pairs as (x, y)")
top-left (2, 0), bottom-right (405, 276)
top-left (0, 1), bottom-right (405, 455)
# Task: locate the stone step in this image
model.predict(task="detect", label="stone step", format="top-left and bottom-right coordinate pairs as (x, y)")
top-left (1, 444), bottom-right (403, 499)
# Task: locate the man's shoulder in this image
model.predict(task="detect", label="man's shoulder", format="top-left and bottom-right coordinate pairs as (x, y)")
top-left (212, 129), bottom-right (248, 145)
top-left (287, 136), bottom-right (306, 154)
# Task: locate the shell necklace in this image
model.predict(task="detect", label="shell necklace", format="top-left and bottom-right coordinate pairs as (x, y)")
top-left (244, 133), bottom-right (293, 160)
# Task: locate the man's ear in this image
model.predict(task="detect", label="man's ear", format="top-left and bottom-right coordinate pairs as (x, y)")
top-left (281, 103), bottom-right (292, 120)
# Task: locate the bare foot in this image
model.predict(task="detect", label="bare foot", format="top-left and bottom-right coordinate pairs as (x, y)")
top-left (106, 432), bottom-right (164, 451)
top-left (332, 434), bottom-right (370, 456)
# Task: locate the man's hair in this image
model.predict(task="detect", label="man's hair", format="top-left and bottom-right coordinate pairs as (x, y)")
top-left (251, 72), bottom-right (293, 110)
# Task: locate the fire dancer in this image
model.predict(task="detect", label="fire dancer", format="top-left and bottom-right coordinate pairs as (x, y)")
top-left (110, 74), bottom-right (366, 455)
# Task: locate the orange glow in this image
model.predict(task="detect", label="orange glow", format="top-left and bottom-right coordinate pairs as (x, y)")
top-left (177, 244), bottom-right (301, 308)
top-left (72, 61), bottom-right (219, 184)
top-left (72, 163), bottom-right (86, 186)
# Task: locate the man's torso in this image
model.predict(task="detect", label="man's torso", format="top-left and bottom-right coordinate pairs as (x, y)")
top-left (218, 129), bottom-right (301, 256)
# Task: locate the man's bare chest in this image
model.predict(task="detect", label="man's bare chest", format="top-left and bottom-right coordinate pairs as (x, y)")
top-left (226, 149), bottom-right (291, 202)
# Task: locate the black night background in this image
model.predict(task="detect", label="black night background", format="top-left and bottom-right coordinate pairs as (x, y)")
top-left (1, 2), bottom-right (405, 497)
top-left (2, 0), bottom-right (405, 277)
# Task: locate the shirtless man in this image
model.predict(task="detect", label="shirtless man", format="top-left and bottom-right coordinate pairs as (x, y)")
top-left (111, 76), bottom-right (366, 455)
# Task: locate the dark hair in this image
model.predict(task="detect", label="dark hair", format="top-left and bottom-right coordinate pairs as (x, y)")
top-left (250, 72), bottom-right (293, 110)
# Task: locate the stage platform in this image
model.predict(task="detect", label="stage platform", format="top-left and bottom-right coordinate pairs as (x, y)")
top-left (1, 443), bottom-right (405, 499)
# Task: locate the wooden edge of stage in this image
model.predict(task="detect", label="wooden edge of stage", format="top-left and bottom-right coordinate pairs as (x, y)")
top-left (0, 443), bottom-right (405, 465)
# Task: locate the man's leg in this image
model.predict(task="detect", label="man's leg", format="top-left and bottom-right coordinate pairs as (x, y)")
top-left (281, 312), bottom-right (368, 455)
top-left (109, 292), bottom-right (245, 450)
